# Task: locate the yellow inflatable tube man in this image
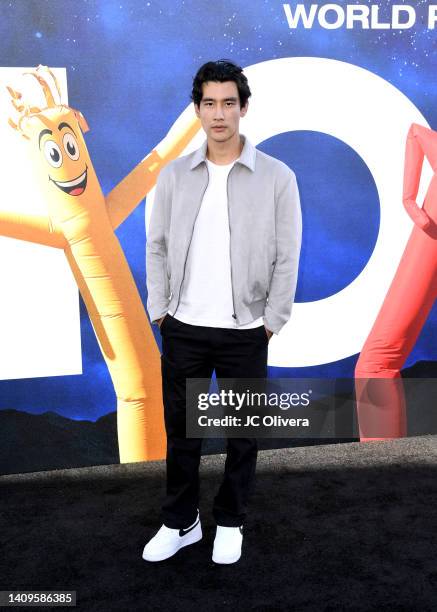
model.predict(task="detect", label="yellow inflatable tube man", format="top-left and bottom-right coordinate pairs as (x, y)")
top-left (1, 65), bottom-right (200, 462)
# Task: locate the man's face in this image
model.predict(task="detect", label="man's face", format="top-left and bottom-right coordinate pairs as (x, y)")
top-left (194, 80), bottom-right (248, 144)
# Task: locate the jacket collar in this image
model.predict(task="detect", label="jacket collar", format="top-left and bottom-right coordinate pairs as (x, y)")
top-left (189, 134), bottom-right (256, 172)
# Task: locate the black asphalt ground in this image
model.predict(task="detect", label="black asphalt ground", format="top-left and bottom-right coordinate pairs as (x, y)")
top-left (2, 436), bottom-right (437, 611)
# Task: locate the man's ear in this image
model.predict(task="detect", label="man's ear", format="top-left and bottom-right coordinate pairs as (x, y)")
top-left (194, 103), bottom-right (200, 118)
top-left (240, 101), bottom-right (248, 118)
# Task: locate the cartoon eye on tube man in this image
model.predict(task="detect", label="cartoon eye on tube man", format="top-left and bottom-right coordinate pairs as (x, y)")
top-left (0, 65), bottom-right (201, 463)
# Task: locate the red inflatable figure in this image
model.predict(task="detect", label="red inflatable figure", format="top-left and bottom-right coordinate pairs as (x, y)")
top-left (355, 123), bottom-right (437, 441)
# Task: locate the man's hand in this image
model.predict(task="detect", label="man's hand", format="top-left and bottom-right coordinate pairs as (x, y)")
top-left (157, 315), bottom-right (166, 328)
top-left (264, 326), bottom-right (273, 341)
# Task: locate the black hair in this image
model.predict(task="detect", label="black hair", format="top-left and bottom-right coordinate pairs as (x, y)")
top-left (191, 60), bottom-right (251, 108)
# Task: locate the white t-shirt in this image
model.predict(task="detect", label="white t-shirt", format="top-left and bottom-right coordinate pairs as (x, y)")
top-left (170, 158), bottom-right (264, 329)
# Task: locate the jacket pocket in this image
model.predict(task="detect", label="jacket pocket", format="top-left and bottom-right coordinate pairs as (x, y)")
top-left (268, 260), bottom-right (276, 289)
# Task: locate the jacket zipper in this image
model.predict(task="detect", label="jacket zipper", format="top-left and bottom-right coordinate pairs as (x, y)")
top-left (226, 165), bottom-right (237, 322)
top-left (173, 165), bottom-right (210, 316)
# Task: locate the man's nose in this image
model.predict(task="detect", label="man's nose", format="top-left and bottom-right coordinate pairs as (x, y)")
top-left (214, 105), bottom-right (225, 120)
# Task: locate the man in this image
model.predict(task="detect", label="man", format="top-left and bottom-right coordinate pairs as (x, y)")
top-left (143, 60), bottom-right (302, 564)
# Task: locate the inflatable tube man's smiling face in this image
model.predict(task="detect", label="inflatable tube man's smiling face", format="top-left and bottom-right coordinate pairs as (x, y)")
top-left (38, 110), bottom-right (88, 197)
top-left (6, 65), bottom-right (95, 208)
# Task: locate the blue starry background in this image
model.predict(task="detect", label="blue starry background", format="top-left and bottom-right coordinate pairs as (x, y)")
top-left (0, 0), bottom-right (436, 420)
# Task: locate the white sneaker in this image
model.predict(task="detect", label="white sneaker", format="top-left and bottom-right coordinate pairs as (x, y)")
top-left (142, 512), bottom-right (202, 562)
top-left (212, 525), bottom-right (243, 564)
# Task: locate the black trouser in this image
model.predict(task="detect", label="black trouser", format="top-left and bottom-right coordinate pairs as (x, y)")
top-left (160, 314), bottom-right (268, 528)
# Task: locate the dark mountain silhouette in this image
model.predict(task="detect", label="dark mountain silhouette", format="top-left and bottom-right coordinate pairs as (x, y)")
top-left (0, 409), bottom-right (118, 476)
top-left (402, 360), bottom-right (437, 377)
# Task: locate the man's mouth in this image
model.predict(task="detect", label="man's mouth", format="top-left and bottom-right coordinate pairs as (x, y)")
top-left (50, 167), bottom-right (88, 196)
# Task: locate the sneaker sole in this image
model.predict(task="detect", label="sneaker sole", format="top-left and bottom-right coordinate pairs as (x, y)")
top-left (142, 529), bottom-right (202, 562)
top-left (212, 550), bottom-right (241, 564)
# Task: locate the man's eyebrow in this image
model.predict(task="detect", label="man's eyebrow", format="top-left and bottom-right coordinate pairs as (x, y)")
top-left (58, 122), bottom-right (76, 135)
top-left (38, 128), bottom-right (53, 149)
top-left (202, 97), bottom-right (238, 102)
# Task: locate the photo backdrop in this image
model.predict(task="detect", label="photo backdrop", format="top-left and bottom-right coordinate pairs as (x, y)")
top-left (1, 0), bottom-right (436, 474)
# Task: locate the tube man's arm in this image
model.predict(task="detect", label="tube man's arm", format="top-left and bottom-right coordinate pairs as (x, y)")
top-left (402, 123), bottom-right (437, 230)
top-left (105, 114), bottom-right (201, 230)
top-left (0, 211), bottom-right (66, 248)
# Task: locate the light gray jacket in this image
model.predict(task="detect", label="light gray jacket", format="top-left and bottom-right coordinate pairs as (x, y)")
top-left (146, 135), bottom-right (302, 334)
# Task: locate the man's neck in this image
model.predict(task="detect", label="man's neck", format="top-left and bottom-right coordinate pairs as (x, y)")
top-left (206, 133), bottom-right (243, 165)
